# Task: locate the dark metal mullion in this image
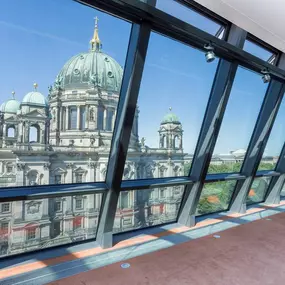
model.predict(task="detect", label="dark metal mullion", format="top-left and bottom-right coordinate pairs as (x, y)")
top-left (177, 25), bottom-right (247, 227)
top-left (96, 22), bottom-right (151, 249)
top-left (77, 0), bottom-right (285, 81)
top-left (0, 183), bottom-right (107, 202)
top-left (229, 78), bottom-right (285, 213)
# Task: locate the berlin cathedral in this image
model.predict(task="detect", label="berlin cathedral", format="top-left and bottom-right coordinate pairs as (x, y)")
top-left (0, 19), bottom-right (185, 256)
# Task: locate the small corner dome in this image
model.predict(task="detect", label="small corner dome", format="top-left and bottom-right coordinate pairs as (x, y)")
top-left (161, 111), bottom-right (181, 124)
top-left (0, 99), bottom-right (20, 114)
top-left (22, 91), bottom-right (48, 107)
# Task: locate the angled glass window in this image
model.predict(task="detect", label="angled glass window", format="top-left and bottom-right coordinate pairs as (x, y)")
top-left (0, 193), bottom-right (102, 258)
top-left (155, 0), bottom-right (225, 37)
top-left (281, 181), bottom-right (285, 197)
top-left (196, 180), bottom-right (236, 216)
top-left (0, 0), bottom-right (131, 187)
top-left (208, 67), bottom-right (268, 174)
top-left (257, 95), bottom-right (285, 171)
top-left (123, 32), bottom-right (218, 180)
top-left (114, 186), bottom-right (184, 233)
top-left (247, 177), bottom-right (271, 205)
top-left (243, 40), bottom-right (277, 64)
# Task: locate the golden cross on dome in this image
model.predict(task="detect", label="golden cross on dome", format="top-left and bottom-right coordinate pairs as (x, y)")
top-left (94, 16), bottom-right (99, 28)
top-left (90, 16), bottom-right (101, 51)
top-left (33, 83), bottom-right (38, 90)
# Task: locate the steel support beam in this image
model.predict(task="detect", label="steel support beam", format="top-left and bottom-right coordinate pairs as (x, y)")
top-left (96, 23), bottom-right (151, 248)
top-left (230, 79), bottom-right (285, 212)
top-left (177, 25), bottom-right (247, 227)
top-left (264, 55), bottom-right (285, 205)
top-left (77, 0), bottom-right (285, 81)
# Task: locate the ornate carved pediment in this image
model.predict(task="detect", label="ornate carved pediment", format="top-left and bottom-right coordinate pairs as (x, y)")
top-left (74, 167), bottom-right (87, 174)
top-left (26, 201), bottom-right (41, 214)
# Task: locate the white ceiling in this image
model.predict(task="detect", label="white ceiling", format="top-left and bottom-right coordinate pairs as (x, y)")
top-left (194, 0), bottom-right (285, 52)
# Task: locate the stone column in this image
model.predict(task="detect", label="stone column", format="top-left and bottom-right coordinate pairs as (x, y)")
top-left (85, 105), bottom-right (89, 129)
top-left (113, 110), bottom-right (117, 130)
top-left (59, 106), bottom-right (63, 131)
top-left (103, 108), bottom-right (107, 130)
top-left (2, 124), bottom-right (6, 146)
top-left (95, 164), bottom-right (101, 181)
top-left (66, 163), bottom-right (73, 183)
top-left (43, 163), bottom-right (50, 185)
top-left (76, 105), bottom-right (80, 130)
top-left (65, 106), bottom-right (69, 130)
top-left (16, 163), bottom-right (25, 186)
top-left (17, 121), bottom-right (23, 143)
top-left (88, 161), bottom-right (96, 182)
top-left (56, 106), bottom-right (60, 130)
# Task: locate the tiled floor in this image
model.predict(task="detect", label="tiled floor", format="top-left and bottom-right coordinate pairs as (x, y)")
top-left (48, 212), bottom-right (285, 285)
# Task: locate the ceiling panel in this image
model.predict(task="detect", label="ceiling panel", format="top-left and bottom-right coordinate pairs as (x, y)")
top-left (194, 0), bottom-right (285, 52)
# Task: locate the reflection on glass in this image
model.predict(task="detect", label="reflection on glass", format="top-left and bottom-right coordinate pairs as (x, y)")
top-left (209, 67), bottom-right (268, 174)
top-left (156, 0), bottom-right (223, 37)
top-left (196, 181), bottom-right (236, 216)
top-left (243, 40), bottom-right (276, 64)
top-left (257, 97), bottom-right (285, 171)
top-left (281, 181), bottom-right (285, 197)
top-left (123, 32), bottom-right (218, 180)
top-left (0, 1), bottom-right (131, 186)
top-left (247, 177), bottom-right (271, 205)
top-left (0, 193), bottom-right (102, 258)
top-left (113, 186), bottom-right (184, 233)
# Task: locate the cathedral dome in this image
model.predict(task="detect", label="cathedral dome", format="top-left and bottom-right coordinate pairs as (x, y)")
top-left (0, 98), bottom-right (20, 114)
top-left (22, 84), bottom-right (48, 107)
top-left (161, 108), bottom-right (181, 124)
top-left (55, 51), bottom-right (123, 92)
top-left (54, 20), bottom-right (123, 93)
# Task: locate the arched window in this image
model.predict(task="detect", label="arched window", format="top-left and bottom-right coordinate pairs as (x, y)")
top-left (29, 125), bottom-right (40, 143)
top-left (174, 136), bottom-right (179, 148)
top-left (69, 106), bottom-right (77, 130)
top-left (90, 109), bottom-right (95, 122)
top-left (27, 170), bottom-right (38, 186)
top-left (97, 106), bottom-right (104, 130)
top-left (162, 135), bottom-right (167, 148)
top-left (7, 127), bottom-right (15, 137)
top-left (80, 106), bottom-right (86, 130)
top-left (121, 191), bottom-right (129, 209)
top-left (106, 109), bottom-right (114, 131)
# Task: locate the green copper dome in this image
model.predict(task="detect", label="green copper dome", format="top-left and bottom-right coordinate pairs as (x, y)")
top-left (0, 99), bottom-right (20, 114)
top-left (161, 110), bottom-right (181, 124)
top-left (22, 91), bottom-right (48, 107)
top-left (54, 51), bottom-right (123, 92)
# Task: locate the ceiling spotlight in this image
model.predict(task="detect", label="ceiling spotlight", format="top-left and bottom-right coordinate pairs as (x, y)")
top-left (261, 69), bottom-right (271, 83)
top-left (204, 43), bottom-right (215, 63)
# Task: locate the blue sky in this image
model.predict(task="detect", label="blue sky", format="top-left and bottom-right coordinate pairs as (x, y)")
top-left (1, 0), bottom-right (285, 156)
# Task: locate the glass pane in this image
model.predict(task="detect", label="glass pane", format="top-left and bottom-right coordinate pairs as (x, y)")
top-left (243, 40), bottom-right (276, 63)
top-left (0, 0), bottom-right (131, 186)
top-left (258, 96), bottom-right (285, 171)
top-left (208, 67), bottom-right (268, 174)
top-left (196, 180), bottom-right (236, 216)
top-left (156, 0), bottom-right (224, 37)
top-left (281, 181), bottom-right (285, 197)
top-left (247, 177), bottom-right (271, 204)
top-left (123, 32), bottom-right (218, 180)
top-left (114, 186), bottom-right (184, 233)
top-left (0, 193), bottom-right (102, 258)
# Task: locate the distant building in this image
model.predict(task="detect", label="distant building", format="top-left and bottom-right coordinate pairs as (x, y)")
top-left (0, 19), bottom-right (185, 256)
